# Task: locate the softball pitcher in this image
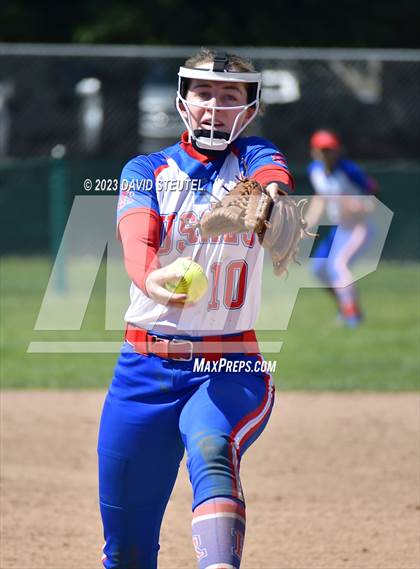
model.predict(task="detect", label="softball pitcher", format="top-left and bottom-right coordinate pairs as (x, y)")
top-left (305, 130), bottom-right (378, 327)
top-left (97, 49), bottom-right (295, 569)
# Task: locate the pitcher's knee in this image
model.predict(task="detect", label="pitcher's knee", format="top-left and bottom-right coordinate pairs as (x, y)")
top-left (189, 431), bottom-right (233, 465)
top-left (187, 432), bottom-right (242, 507)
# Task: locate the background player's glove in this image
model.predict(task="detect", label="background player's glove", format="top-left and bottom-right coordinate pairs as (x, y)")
top-left (198, 178), bottom-right (309, 276)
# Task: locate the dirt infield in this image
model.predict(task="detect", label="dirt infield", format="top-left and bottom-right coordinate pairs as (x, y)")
top-left (1, 390), bottom-right (419, 569)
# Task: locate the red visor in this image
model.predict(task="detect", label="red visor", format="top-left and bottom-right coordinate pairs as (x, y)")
top-left (310, 130), bottom-right (341, 150)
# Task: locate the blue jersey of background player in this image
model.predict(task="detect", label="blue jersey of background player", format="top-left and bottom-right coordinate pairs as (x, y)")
top-left (305, 130), bottom-right (378, 327)
top-left (97, 49), bottom-right (294, 569)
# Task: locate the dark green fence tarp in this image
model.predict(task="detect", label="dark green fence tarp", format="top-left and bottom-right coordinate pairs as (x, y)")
top-left (1, 158), bottom-right (419, 260)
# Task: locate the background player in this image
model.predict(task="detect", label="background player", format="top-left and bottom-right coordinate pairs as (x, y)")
top-left (305, 129), bottom-right (378, 327)
top-left (97, 49), bottom-right (294, 568)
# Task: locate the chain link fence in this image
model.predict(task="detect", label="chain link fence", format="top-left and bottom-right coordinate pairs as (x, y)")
top-left (1, 44), bottom-right (419, 160)
top-left (0, 45), bottom-right (419, 258)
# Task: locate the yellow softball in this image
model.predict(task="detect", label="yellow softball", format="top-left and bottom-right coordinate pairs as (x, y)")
top-left (165, 258), bottom-right (208, 303)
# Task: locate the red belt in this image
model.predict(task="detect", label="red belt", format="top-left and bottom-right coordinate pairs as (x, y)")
top-left (125, 323), bottom-right (259, 361)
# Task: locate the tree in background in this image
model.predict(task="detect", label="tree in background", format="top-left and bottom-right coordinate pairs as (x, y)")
top-left (0, 0), bottom-right (419, 48)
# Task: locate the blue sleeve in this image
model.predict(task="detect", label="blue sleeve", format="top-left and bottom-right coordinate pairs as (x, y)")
top-left (340, 159), bottom-right (372, 194)
top-left (307, 162), bottom-right (317, 176)
top-left (235, 136), bottom-right (293, 179)
top-left (234, 136), bottom-right (295, 191)
top-left (116, 156), bottom-right (160, 223)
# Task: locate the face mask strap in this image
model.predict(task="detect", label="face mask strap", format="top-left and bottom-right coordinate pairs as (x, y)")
top-left (212, 52), bottom-right (229, 72)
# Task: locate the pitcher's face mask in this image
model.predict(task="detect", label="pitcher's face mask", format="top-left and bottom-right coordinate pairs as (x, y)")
top-left (176, 54), bottom-right (261, 151)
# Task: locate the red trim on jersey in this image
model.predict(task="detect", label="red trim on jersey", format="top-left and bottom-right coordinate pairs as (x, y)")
top-left (118, 207), bottom-right (162, 295)
top-left (253, 165), bottom-right (295, 191)
top-left (230, 143), bottom-right (241, 157)
top-left (180, 130), bottom-right (219, 164)
top-left (154, 163), bottom-right (169, 177)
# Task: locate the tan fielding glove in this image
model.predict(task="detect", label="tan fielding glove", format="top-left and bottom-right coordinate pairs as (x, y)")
top-left (198, 178), bottom-right (310, 276)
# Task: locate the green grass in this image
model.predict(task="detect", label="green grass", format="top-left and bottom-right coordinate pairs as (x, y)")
top-left (1, 256), bottom-right (418, 390)
top-left (257, 261), bottom-right (419, 390)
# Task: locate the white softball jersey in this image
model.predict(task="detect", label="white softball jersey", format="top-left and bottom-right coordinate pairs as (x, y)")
top-left (308, 158), bottom-right (376, 224)
top-left (117, 133), bottom-right (293, 336)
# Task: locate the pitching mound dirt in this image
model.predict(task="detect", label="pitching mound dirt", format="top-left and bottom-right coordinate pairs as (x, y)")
top-left (1, 391), bottom-right (419, 569)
